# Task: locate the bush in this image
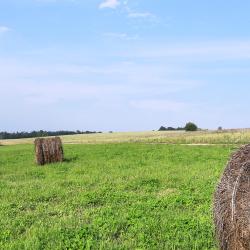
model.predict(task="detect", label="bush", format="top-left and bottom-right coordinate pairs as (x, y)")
top-left (185, 122), bottom-right (198, 132)
top-left (158, 126), bottom-right (167, 131)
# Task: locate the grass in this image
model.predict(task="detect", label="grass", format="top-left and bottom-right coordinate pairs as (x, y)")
top-left (0, 143), bottom-right (236, 249)
top-left (1, 129), bottom-right (250, 145)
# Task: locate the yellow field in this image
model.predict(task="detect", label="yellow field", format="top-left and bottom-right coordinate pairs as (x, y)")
top-left (1, 129), bottom-right (250, 145)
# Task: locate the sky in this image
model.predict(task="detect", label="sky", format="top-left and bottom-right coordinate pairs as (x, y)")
top-left (1, 0), bottom-right (250, 132)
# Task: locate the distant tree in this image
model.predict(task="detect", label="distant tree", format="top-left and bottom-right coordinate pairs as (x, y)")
top-left (158, 126), bottom-right (185, 131)
top-left (177, 127), bottom-right (185, 130)
top-left (0, 130), bottom-right (101, 140)
top-left (166, 127), bottom-right (175, 131)
top-left (158, 126), bottom-right (167, 131)
top-left (185, 122), bottom-right (198, 132)
top-left (218, 126), bottom-right (223, 131)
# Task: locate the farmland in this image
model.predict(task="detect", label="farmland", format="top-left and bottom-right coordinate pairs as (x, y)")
top-left (1, 129), bottom-right (250, 145)
top-left (2, 0), bottom-right (249, 248)
top-left (0, 132), bottom-right (239, 249)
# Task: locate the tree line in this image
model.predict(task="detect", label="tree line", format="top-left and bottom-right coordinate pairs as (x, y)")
top-left (158, 122), bottom-right (198, 132)
top-left (0, 130), bottom-right (102, 140)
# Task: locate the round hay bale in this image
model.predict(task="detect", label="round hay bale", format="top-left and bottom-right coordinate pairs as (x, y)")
top-left (214, 144), bottom-right (250, 250)
top-left (34, 137), bottom-right (64, 165)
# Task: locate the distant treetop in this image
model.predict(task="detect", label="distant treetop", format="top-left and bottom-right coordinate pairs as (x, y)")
top-left (158, 123), bottom-right (199, 132)
top-left (184, 122), bottom-right (198, 132)
top-left (158, 126), bottom-right (185, 131)
top-left (0, 130), bottom-right (102, 140)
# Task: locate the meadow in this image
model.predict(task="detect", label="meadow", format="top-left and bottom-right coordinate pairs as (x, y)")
top-left (0, 139), bottom-right (237, 249)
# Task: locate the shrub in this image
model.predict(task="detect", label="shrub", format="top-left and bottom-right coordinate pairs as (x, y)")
top-left (185, 122), bottom-right (198, 132)
top-left (158, 126), bottom-right (167, 131)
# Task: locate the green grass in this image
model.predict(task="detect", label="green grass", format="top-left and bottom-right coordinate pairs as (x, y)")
top-left (0, 143), bottom-right (235, 249)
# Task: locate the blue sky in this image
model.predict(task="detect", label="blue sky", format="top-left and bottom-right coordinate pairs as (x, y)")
top-left (1, 0), bottom-right (250, 132)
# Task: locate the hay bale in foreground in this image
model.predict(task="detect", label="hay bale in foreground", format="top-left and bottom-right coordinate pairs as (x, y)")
top-left (34, 137), bottom-right (64, 165)
top-left (214, 144), bottom-right (250, 250)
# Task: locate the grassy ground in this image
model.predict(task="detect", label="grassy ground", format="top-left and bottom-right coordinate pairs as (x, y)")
top-left (0, 143), bottom-right (236, 249)
top-left (1, 129), bottom-right (250, 145)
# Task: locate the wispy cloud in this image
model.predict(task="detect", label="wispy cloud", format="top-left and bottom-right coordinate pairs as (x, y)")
top-left (124, 4), bottom-right (156, 21)
top-left (123, 40), bottom-right (250, 61)
top-left (127, 11), bottom-right (154, 19)
top-left (99, 0), bottom-right (157, 26)
top-left (103, 32), bottom-right (138, 40)
top-left (0, 26), bottom-right (10, 34)
top-left (99, 0), bottom-right (120, 9)
top-left (0, 58), bottom-right (201, 101)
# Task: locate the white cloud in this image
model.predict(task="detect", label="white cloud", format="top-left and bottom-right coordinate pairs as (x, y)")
top-left (128, 12), bottom-right (154, 19)
top-left (0, 26), bottom-right (10, 34)
top-left (123, 40), bottom-right (250, 61)
top-left (99, 0), bottom-right (120, 9)
top-left (103, 32), bottom-right (138, 40)
top-left (1, 37), bottom-right (250, 131)
top-left (0, 58), bottom-right (201, 108)
top-left (124, 5), bottom-right (156, 21)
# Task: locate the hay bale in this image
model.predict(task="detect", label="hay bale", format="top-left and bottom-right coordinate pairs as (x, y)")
top-left (34, 137), bottom-right (64, 165)
top-left (214, 144), bottom-right (250, 250)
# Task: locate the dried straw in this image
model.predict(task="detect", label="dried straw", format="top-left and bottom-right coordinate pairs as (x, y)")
top-left (34, 137), bottom-right (63, 165)
top-left (214, 144), bottom-right (250, 250)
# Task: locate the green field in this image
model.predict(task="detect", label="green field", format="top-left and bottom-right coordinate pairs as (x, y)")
top-left (0, 143), bottom-right (236, 249)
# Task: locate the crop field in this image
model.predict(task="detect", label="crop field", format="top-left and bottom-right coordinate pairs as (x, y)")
top-left (1, 129), bottom-right (250, 146)
top-left (0, 141), bottom-right (238, 249)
